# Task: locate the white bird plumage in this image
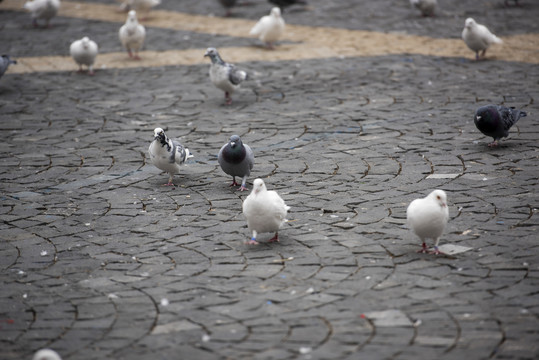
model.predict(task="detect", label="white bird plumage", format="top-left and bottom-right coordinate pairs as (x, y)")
top-left (409, 0), bottom-right (437, 17)
top-left (119, 0), bottom-right (161, 19)
top-left (249, 7), bottom-right (285, 49)
top-left (148, 127), bottom-right (193, 186)
top-left (242, 178), bottom-right (290, 245)
top-left (462, 17), bottom-right (503, 60)
top-left (406, 189), bottom-right (449, 255)
top-left (119, 10), bottom-right (146, 59)
top-left (23, 0), bottom-right (61, 27)
top-left (70, 37), bottom-right (98, 75)
top-left (33, 349), bottom-right (62, 360)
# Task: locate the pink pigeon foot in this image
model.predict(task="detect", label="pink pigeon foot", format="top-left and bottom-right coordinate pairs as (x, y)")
top-left (245, 238), bottom-right (259, 245)
top-left (417, 242), bottom-right (429, 254)
top-left (238, 185), bottom-right (249, 191)
top-left (487, 141), bottom-right (499, 147)
top-left (428, 246), bottom-right (445, 256)
top-left (268, 233), bottom-right (279, 243)
top-left (225, 92), bottom-right (232, 105)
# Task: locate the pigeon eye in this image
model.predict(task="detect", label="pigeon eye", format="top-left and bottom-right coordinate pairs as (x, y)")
top-left (436, 195), bottom-right (441, 200)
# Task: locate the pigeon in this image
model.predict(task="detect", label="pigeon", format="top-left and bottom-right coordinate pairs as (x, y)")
top-left (218, 135), bottom-right (254, 191)
top-left (204, 47), bottom-right (247, 105)
top-left (249, 7), bottom-right (285, 49)
top-left (119, 10), bottom-right (146, 60)
top-left (33, 349), bottom-right (62, 360)
top-left (69, 37), bottom-right (98, 75)
top-left (474, 104), bottom-right (527, 147)
top-left (119, 0), bottom-right (160, 19)
top-left (462, 18), bottom-right (503, 60)
top-left (217, 0), bottom-right (237, 17)
top-left (409, 0), bottom-right (437, 17)
top-left (23, 0), bottom-right (61, 27)
top-left (0, 55), bottom-right (17, 79)
top-left (148, 127), bottom-right (193, 186)
top-left (242, 178), bottom-right (290, 245)
top-left (268, 0), bottom-right (307, 11)
top-left (406, 189), bottom-right (449, 255)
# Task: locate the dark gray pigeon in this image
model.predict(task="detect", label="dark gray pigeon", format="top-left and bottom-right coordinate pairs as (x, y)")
top-left (0, 55), bottom-right (17, 78)
top-left (204, 47), bottom-right (247, 105)
top-left (474, 105), bottom-right (527, 147)
top-left (218, 135), bottom-right (254, 191)
top-left (217, 0), bottom-right (237, 16)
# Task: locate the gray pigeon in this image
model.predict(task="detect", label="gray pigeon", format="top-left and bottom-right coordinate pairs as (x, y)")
top-left (217, 0), bottom-right (237, 16)
top-left (218, 135), bottom-right (254, 191)
top-left (0, 55), bottom-right (17, 78)
top-left (474, 105), bottom-right (527, 147)
top-left (268, 0), bottom-right (307, 11)
top-left (148, 127), bottom-right (193, 186)
top-left (204, 47), bottom-right (247, 105)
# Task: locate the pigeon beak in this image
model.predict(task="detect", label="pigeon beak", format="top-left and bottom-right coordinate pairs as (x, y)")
top-left (476, 116), bottom-right (481, 120)
top-left (230, 141), bottom-right (236, 147)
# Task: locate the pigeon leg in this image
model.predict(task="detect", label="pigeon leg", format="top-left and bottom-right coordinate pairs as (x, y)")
top-left (229, 177), bottom-right (239, 187)
top-left (134, 51), bottom-right (141, 60)
top-left (88, 65), bottom-right (95, 76)
top-left (428, 246), bottom-right (445, 255)
top-left (32, 18), bottom-right (39, 28)
top-left (488, 140), bottom-right (499, 147)
top-left (475, 51), bottom-right (479, 61)
top-left (163, 174), bottom-right (175, 186)
top-left (225, 92), bottom-right (232, 105)
top-left (127, 49), bottom-right (133, 58)
top-left (245, 231), bottom-right (259, 245)
top-left (77, 65), bottom-right (84, 73)
top-left (268, 232), bottom-right (279, 243)
top-left (417, 242), bottom-right (429, 254)
top-left (238, 176), bottom-right (249, 191)
top-left (480, 49), bottom-right (487, 59)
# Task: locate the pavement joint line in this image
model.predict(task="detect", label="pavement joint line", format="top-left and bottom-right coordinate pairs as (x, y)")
top-left (2, 0), bottom-right (539, 73)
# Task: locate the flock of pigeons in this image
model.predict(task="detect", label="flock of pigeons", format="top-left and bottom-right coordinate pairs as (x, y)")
top-left (1, 0), bottom-right (530, 253)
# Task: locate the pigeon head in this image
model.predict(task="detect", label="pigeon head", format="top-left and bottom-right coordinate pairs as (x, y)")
top-left (429, 189), bottom-right (447, 208)
top-left (204, 47), bottom-right (224, 65)
top-left (81, 37), bottom-right (90, 49)
top-left (464, 18), bottom-right (476, 30)
top-left (474, 106), bottom-right (499, 133)
top-left (271, 7), bottom-right (281, 17)
top-left (252, 178), bottom-right (266, 195)
top-left (1, 55), bottom-right (16, 65)
top-left (127, 10), bottom-right (138, 23)
top-left (153, 127), bottom-right (168, 146)
top-left (228, 134), bottom-right (242, 149)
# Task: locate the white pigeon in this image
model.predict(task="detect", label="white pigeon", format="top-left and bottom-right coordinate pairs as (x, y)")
top-left (242, 178), bottom-right (290, 245)
top-left (119, 0), bottom-right (161, 19)
top-left (249, 7), bottom-right (285, 49)
top-left (406, 189), bottom-right (449, 255)
top-left (33, 349), bottom-right (62, 360)
top-left (204, 47), bottom-right (248, 105)
top-left (409, 0), bottom-right (436, 17)
top-left (70, 36), bottom-right (98, 75)
top-left (148, 127), bottom-right (193, 186)
top-left (462, 18), bottom-right (503, 60)
top-left (23, 0), bottom-right (61, 27)
top-left (119, 10), bottom-right (146, 60)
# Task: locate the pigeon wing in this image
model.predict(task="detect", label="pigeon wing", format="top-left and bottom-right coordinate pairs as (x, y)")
top-left (228, 65), bottom-right (247, 85)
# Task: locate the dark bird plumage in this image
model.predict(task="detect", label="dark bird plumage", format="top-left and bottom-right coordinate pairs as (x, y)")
top-left (268, 0), bottom-right (307, 11)
top-left (218, 135), bottom-right (254, 191)
top-left (217, 0), bottom-right (237, 16)
top-left (0, 55), bottom-right (17, 78)
top-left (474, 105), bottom-right (527, 147)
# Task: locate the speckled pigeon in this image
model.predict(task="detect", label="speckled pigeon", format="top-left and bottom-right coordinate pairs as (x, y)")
top-left (243, 178), bottom-right (290, 245)
top-left (218, 135), bottom-right (254, 191)
top-left (148, 128), bottom-right (193, 186)
top-left (406, 189), bottom-right (449, 255)
top-left (204, 47), bottom-right (247, 105)
top-left (474, 105), bottom-right (526, 147)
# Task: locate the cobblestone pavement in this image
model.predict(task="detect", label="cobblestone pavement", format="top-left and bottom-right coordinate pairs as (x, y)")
top-left (1, 1), bottom-right (538, 359)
